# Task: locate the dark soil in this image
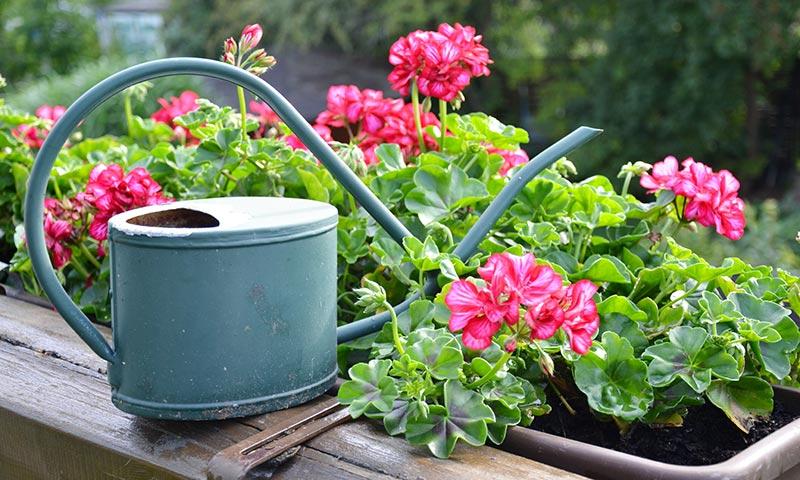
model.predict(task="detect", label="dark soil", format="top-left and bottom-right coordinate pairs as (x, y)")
top-left (529, 387), bottom-right (799, 466)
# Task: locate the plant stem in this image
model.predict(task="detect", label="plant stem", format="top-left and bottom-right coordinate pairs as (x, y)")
top-left (546, 376), bottom-right (577, 416)
top-left (383, 301), bottom-right (405, 355)
top-left (438, 99), bottom-right (447, 150)
top-left (51, 178), bottom-right (62, 199)
top-left (348, 193), bottom-right (358, 216)
top-left (124, 95), bottom-right (134, 138)
top-left (411, 79), bottom-right (426, 153)
top-left (237, 86), bottom-right (248, 143)
top-left (621, 171), bottom-right (633, 196)
top-left (467, 351), bottom-right (512, 389)
top-left (79, 243), bottom-right (101, 269)
top-left (69, 255), bottom-right (90, 279)
top-left (663, 283), bottom-right (701, 309)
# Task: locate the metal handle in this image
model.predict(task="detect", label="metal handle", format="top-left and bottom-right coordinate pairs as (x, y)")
top-left (24, 57), bottom-right (415, 363)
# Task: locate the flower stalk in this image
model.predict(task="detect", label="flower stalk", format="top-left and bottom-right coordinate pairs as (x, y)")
top-left (411, 79), bottom-right (426, 153)
top-left (467, 351), bottom-right (511, 389)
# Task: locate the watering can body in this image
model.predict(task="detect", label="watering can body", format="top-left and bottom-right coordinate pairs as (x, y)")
top-left (105, 197), bottom-right (337, 419)
top-left (23, 57), bottom-right (602, 420)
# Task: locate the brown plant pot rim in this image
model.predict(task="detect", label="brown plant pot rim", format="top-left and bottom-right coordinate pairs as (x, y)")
top-left (501, 385), bottom-right (800, 480)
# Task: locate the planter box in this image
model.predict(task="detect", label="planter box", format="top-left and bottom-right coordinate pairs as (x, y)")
top-left (501, 385), bottom-right (800, 480)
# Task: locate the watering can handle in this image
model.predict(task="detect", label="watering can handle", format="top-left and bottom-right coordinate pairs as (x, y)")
top-left (24, 57), bottom-right (417, 363)
top-left (24, 57), bottom-right (603, 363)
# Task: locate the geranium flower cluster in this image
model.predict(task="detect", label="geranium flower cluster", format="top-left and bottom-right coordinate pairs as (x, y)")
top-left (150, 91), bottom-right (200, 143)
top-left (81, 164), bottom-right (171, 242)
top-left (640, 156), bottom-right (746, 240)
top-left (13, 104), bottom-right (66, 149)
top-left (290, 85), bottom-right (439, 164)
top-left (42, 197), bottom-right (84, 268)
top-left (445, 252), bottom-right (600, 354)
top-left (388, 23), bottom-right (492, 101)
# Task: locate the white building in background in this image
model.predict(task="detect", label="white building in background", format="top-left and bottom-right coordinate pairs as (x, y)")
top-left (96, 0), bottom-right (167, 57)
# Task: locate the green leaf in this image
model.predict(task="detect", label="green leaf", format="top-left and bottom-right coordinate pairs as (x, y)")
top-left (707, 377), bottom-right (773, 433)
top-left (572, 254), bottom-right (632, 284)
top-left (380, 399), bottom-right (428, 436)
top-left (337, 223), bottom-right (369, 264)
top-left (479, 373), bottom-right (526, 408)
top-left (406, 329), bottom-right (464, 380)
top-left (515, 221), bottom-right (562, 248)
top-left (405, 380), bottom-right (495, 458)
top-left (486, 401), bottom-right (521, 444)
top-left (730, 292), bottom-right (799, 379)
top-left (573, 332), bottom-right (653, 421)
top-left (405, 165), bottom-right (488, 224)
top-left (338, 359), bottom-right (399, 418)
top-left (643, 326), bottom-right (740, 393)
top-left (374, 144), bottom-right (405, 174)
top-left (597, 295), bottom-right (648, 354)
top-left (298, 169), bottom-right (330, 202)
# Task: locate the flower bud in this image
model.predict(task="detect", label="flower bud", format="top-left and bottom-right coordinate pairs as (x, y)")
top-left (538, 351), bottom-right (555, 377)
top-left (224, 37), bottom-right (237, 55)
top-left (240, 23), bottom-right (263, 51)
top-left (221, 52), bottom-right (235, 65)
top-left (504, 338), bottom-right (517, 353)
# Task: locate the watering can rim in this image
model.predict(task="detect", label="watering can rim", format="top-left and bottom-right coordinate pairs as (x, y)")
top-left (108, 196), bottom-right (338, 242)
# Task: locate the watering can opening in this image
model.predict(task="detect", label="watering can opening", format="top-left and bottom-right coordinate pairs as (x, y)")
top-left (126, 208), bottom-right (221, 229)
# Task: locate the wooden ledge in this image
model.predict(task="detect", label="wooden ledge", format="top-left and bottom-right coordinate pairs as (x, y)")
top-left (0, 295), bottom-right (585, 479)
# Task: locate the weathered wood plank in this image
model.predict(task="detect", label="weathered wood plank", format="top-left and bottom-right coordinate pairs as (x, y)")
top-left (0, 295), bottom-right (586, 479)
top-left (0, 293), bottom-right (110, 373)
top-left (306, 421), bottom-right (587, 480)
top-left (0, 340), bottom-right (258, 479)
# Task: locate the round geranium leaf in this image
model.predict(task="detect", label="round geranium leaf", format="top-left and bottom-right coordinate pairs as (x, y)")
top-left (707, 377), bottom-right (774, 433)
top-left (643, 325), bottom-right (740, 393)
top-left (573, 331), bottom-right (653, 421)
top-left (338, 359), bottom-right (398, 418)
top-left (405, 380), bottom-right (495, 458)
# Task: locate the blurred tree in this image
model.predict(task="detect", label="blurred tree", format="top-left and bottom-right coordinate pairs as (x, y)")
top-left (0, 0), bottom-right (106, 84)
top-left (164, 0), bottom-right (800, 194)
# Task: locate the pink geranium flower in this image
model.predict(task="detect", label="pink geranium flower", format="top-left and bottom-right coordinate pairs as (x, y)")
top-left (478, 252), bottom-right (564, 324)
top-left (437, 23), bottom-right (492, 77)
top-left (446, 252), bottom-right (599, 353)
top-left (12, 104), bottom-right (67, 149)
top-left (640, 156), bottom-right (747, 240)
top-left (488, 147), bottom-right (529, 176)
top-left (82, 164), bottom-right (171, 241)
top-left (151, 91), bottom-right (200, 143)
top-left (43, 211), bottom-right (73, 269)
top-left (388, 24), bottom-right (491, 101)
top-left (284, 123), bottom-right (333, 151)
top-left (525, 297), bottom-right (566, 340)
top-left (560, 280), bottom-right (600, 354)
top-left (640, 155), bottom-right (679, 193)
top-left (445, 279), bottom-right (506, 350)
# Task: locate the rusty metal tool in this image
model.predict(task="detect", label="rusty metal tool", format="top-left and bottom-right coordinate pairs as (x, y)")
top-left (207, 397), bottom-right (351, 480)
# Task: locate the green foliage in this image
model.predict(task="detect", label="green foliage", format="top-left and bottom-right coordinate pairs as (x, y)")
top-left (5, 57), bottom-right (207, 138)
top-left (0, 0), bottom-right (103, 84)
top-left (164, 1), bottom-right (800, 194)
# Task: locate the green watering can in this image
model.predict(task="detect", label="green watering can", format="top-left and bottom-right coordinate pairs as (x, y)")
top-left (24, 58), bottom-right (602, 420)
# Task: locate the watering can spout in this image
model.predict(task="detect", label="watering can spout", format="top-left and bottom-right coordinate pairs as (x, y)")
top-left (337, 125), bottom-right (604, 343)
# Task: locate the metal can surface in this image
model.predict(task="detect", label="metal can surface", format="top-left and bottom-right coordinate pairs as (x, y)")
top-left (106, 197), bottom-right (338, 420)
